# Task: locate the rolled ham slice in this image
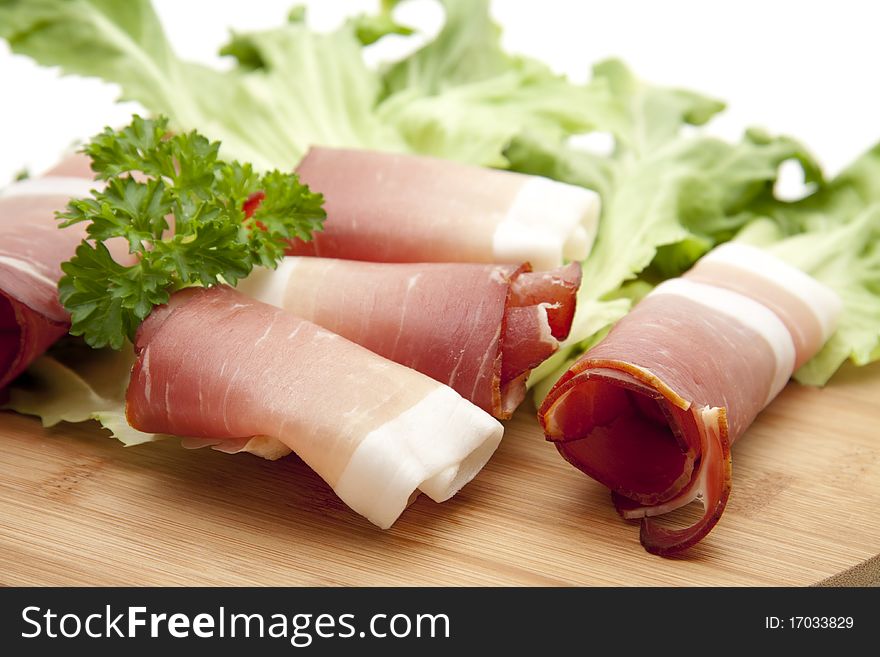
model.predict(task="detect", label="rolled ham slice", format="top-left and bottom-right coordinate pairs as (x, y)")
top-left (0, 156), bottom-right (97, 390)
top-left (288, 147), bottom-right (601, 271)
top-left (236, 258), bottom-right (582, 419)
top-left (125, 285), bottom-right (504, 528)
top-left (538, 242), bottom-right (842, 555)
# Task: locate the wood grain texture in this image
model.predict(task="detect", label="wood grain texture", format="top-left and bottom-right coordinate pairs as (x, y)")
top-left (1, 363), bottom-right (878, 586)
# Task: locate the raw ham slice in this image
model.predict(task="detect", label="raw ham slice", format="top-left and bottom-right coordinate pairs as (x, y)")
top-left (288, 147), bottom-right (601, 271)
top-left (538, 243), bottom-right (842, 555)
top-left (0, 156), bottom-right (97, 389)
top-left (236, 258), bottom-right (581, 419)
top-left (125, 285), bottom-right (504, 528)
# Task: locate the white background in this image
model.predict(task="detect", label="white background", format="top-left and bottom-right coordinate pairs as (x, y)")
top-left (1, 0), bottom-right (879, 184)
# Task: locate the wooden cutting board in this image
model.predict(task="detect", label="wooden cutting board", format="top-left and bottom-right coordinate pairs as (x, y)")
top-left (1, 363), bottom-right (878, 586)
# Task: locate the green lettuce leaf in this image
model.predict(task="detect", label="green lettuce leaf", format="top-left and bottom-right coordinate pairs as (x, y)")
top-left (518, 62), bottom-right (822, 304)
top-left (777, 208), bottom-right (880, 385)
top-left (1, 339), bottom-right (164, 445)
top-left (0, 0), bottom-right (278, 165)
top-left (377, 0), bottom-right (627, 167)
top-left (513, 60), bottom-right (822, 397)
top-left (2, 340), bottom-right (294, 458)
top-left (378, 70), bottom-right (623, 167)
top-left (347, 0), bottom-right (414, 47)
top-left (219, 21), bottom-right (404, 160)
top-left (381, 0), bottom-right (512, 95)
top-left (0, 0), bottom-right (400, 168)
top-left (2, 0), bottom-right (619, 171)
top-left (734, 144), bottom-right (880, 385)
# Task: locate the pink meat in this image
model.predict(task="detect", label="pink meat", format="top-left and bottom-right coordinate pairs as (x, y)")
top-left (538, 249), bottom-right (839, 555)
top-left (249, 259), bottom-right (581, 419)
top-left (126, 285), bottom-right (448, 442)
top-left (538, 292), bottom-right (772, 554)
top-left (289, 147), bottom-right (523, 264)
top-left (0, 156), bottom-right (95, 389)
top-left (0, 294), bottom-right (68, 392)
top-left (124, 285), bottom-right (505, 528)
top-left (509, 262), bottom-right (581, 339)
top-left (501, 306), bottom-right (558, 386)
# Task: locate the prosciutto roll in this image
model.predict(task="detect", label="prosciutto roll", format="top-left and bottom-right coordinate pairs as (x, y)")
top-left (126, 285), bottom-right (504, 528)
top-left (0, 156), bottom-right (97, 390)
top-left (538, 242), bottom-right (842, 554)
top-left (236, 258), bottom-right (582, 419)
top-left (288, 147), bottom-right (601, 271)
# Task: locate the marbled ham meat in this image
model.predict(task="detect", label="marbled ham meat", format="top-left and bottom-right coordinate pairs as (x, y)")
top-left (538, 242), bottom-right (842, 554)
top-left (0, 156), bottom-right (98, 390)
top-left (288, 147), bottom-right (601, 271)
top-left (125, 285), bottom-right (504, 528)
top-left (236, 258), bottom-right (582, 419)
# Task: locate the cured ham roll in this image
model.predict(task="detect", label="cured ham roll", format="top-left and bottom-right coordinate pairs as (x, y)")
top-left (0, 156), bottom-right (97, 389)
top-left (125, 285), bottom-right (504, 528)
top-left (236, 258), bottom-right (582, 419)
top-left (538, 242), bottom-right (842, 555)
top-left (288, 147), bottom-right (601, 271)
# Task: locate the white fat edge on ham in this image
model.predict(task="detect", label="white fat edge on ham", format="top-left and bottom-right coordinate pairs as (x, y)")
top-left (234, 257), bottom-right (300, 307)
top-left (287, 355), bottom-right (502, 528)
top-left (555, 247), bottom-right (841, 528)
top-left (649, 278), bottom-right (796, 407)
top-left (499, 303), bottom-right (558, 417)
top-left (493, 177), bottom-right (601, 271)
top-left (0, 256), bottom-right (58, 288)
top-left (0, 175), bottom-right (104, 283)
top-left (241, 258), bottom-right (561, 352)
top-left (333, 385), bottom-right (503, 528)
top-left (697, 242), bottom-right (843, 343)
top-left (534, 302), bottom-right (558, 347)
top-left (238, 257), bottom-right (563, 420)
top-left (0, 176), bottom-right (99, 199)
top-left (504, 302), bottom-right (559, 368)
top-left (168, 285), bottom-right (504, 529)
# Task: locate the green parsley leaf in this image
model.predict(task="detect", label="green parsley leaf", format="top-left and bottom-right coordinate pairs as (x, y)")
top-left (57, 114), bottom-right (325, 349)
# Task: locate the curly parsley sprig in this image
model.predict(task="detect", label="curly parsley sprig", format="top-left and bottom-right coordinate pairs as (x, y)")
top-left (57, 115), bottom-right (325, 349)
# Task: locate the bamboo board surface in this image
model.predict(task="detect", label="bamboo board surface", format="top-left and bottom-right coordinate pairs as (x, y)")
top-left (1, 364), bottom-right (878, 586)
